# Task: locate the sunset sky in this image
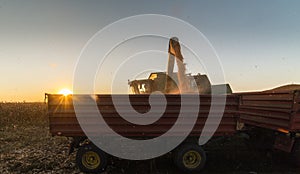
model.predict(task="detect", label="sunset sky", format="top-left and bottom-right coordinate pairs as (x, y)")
top-left (0, 0), bottom-right (300, 101)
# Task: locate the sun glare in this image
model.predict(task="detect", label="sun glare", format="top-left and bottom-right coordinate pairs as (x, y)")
top-left (58, 88), bottom-right (73, 96)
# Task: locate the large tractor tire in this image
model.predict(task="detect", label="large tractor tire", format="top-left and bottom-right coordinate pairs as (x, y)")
top-left (76, 144), bottom-right (107, 173)
top-left (173, 143), bottom-right (206, 173)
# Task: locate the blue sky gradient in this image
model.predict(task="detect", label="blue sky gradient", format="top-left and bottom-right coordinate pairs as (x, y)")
top-left (0, 0), bottom-right (299, 101)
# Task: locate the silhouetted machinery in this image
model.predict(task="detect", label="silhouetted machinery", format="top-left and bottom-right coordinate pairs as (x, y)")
top-left (47, 37), bottom-right (300, 173)
top-left (129, 37), bottom-right (232, 95)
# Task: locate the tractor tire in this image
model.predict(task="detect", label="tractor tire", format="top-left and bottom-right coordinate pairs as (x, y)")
top-left (173, 143), bottom-right (206, 173)
top-left (76, 144), bottom-right (107, 173)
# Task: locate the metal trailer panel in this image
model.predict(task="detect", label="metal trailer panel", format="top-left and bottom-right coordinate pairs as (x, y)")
top-left (291, 91), bottom-right (300, 130)
top-left (238, 90), bottom-right (300, 132)
top-left (47, 94), bottom-right (239, 138)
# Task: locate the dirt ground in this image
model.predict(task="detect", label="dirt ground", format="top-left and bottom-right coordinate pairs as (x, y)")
top-left (0, 102), bottom-right (300, 174)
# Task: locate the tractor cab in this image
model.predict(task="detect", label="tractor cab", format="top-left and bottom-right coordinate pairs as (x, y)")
top-left (128, 72), bottom-right (167, 94)
top-left (128, 72), bottom-right (220, 94)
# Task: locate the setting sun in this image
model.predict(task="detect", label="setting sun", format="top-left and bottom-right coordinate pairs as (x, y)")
top-left (58, 88), bottom-right (73, 96)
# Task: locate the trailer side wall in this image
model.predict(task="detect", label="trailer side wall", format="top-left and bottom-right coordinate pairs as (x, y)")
top-left (47, 94), bottom-right (239, 138)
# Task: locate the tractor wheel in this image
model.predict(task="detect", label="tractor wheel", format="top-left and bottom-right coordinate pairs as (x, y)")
top-left (173, 143), bottom-right (206, 173)
top-left (76, 144), bottom-right (107, 173)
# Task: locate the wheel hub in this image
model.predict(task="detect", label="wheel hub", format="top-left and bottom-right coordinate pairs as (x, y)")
top-left (183, 150), bottom-right (202, 169)
top-left (82, 151), bottom-right (101, 169)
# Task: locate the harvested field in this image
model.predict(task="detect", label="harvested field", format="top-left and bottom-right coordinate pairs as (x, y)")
top-left (0, 102), bottom-right (299, 173)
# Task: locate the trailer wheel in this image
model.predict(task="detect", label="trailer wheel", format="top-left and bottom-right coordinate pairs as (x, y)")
top-left (292, 139), bottom-right (300, 167)
top-left (174, 143), bottom-right (206, 173)
top-left (76, 144), bottom-right (107, 173)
